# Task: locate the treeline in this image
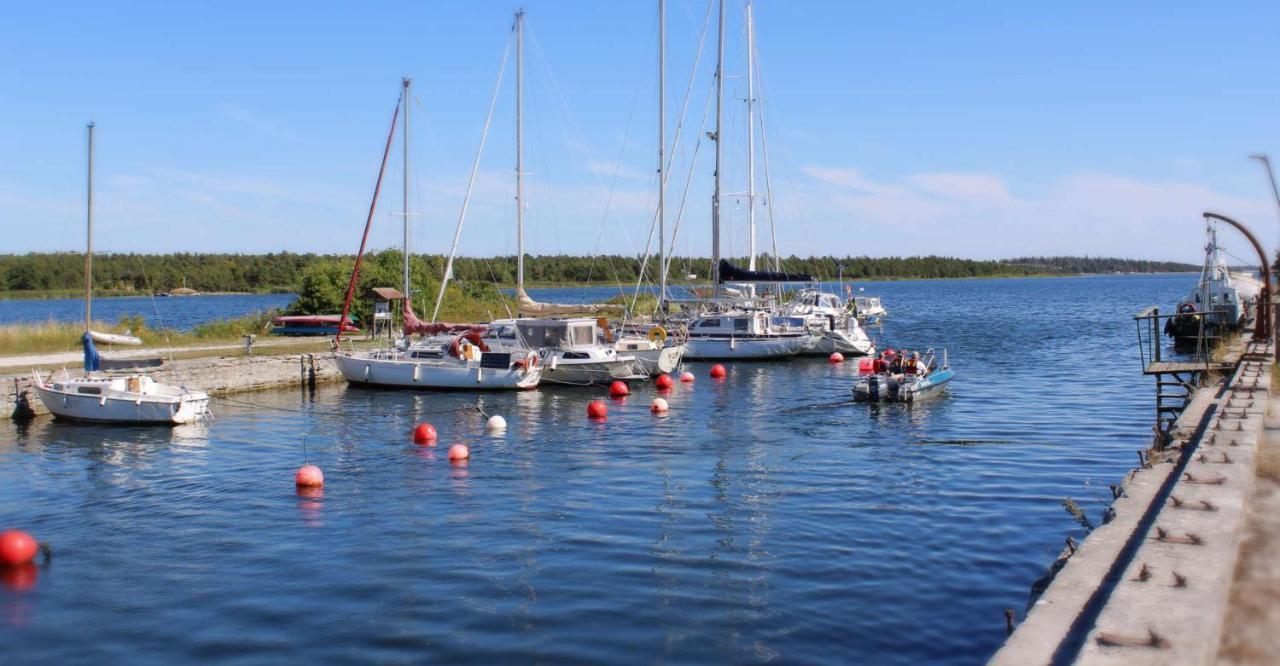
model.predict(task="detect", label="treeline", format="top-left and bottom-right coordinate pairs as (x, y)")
top-left (0, 251), bottom-right (1197, 295)
top-left (1001, 256), bottom-right (1198, 274)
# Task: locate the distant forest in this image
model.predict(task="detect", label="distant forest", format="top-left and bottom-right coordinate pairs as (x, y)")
top-left (0, 251), bottom-right (1199, 295)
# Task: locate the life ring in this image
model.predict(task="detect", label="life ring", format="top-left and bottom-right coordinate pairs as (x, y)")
top-left (1178, 303), bottom-right (1196, 315)
top-left (648, 326), bottom-right (668, 344)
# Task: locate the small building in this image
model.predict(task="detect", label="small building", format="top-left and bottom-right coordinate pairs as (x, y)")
top-left (367, 287), bottom-right (406, 340)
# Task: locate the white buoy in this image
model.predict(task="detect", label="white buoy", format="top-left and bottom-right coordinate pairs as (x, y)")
top-left (650, 397), bottom-right (669, 414)
top-left (485, 415), bottom-right (507, 432)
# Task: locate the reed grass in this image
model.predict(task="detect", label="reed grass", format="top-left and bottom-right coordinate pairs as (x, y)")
top-left (0, 310), bottom-right (283, 356)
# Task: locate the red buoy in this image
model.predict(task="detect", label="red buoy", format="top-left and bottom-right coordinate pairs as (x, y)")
top-left (0, 530), bottom-right (38, 567)
top-left (655, 374), bottom-right (675, 390)
top-left (448, 444), bottom-right (470, 461)
top-left (709, 364), bottom-right (727, 379)
top-left (413, 423), bottom-right (438, 445)
top-left (680, 371), bottom-right (695, 383)
top-left (609, 381), bottom-right (630, 398)
top-left (829, 352), bottom-right (845, 364)
top-left (587, 400), bottom-right (608, 420)
top-left (295, 464), bottom-right (324, 488)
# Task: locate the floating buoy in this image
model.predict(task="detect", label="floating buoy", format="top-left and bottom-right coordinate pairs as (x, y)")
top-left (650, 397), bottom-right (669, 413)
top-left (486, 415), bottom-right (507, 432)
top-left (587, 400), bottom-right (608, 420)
top-left (609, 381), bottom-right (630, 398)
top-left (413, 423), bottom-right (437, 445)
top-left (448, 444), bottom-right (470, 461)
top-left (295, 464), bottom-right (324, 488)
top-left (655, 374), bottom-right (675, 390)
top-left (680, 371), bottom-right (695, 383)
top-left (709, 364), bottom-right (727, 379)
top-left (829, 352), bottom-right (845, 364)
top-left (0, 530), bottom-right (37, 567)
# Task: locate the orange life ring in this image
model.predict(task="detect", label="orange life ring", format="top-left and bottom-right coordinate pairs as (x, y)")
top-left (1178, 303), bottom-right (1196, 314)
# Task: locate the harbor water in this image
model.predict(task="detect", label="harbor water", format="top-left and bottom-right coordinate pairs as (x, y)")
top-left (0, 274), bottom-right (1191, 664)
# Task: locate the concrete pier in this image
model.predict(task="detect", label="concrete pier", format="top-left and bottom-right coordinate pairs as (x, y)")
top-left (991, 338), bottom-right (1276, 665)
top-left (4, 352), bottom-right (342, 420)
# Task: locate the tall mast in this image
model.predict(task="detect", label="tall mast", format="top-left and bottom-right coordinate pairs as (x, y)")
top-left (711, 0), bottom-right (725, 287)
top-left (515, 9), bottom-right (526, 297)
top-left (658, 0), bottom-right (666, 309)
top-left (85, 121), bottom-right (94, 332)
top-left (401, 77), bottom-right (412, 308)
top-left (745, 1), bottom-right (756, 272)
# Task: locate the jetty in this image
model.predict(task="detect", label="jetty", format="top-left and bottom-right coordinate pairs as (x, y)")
top-left (992, 315), bottom-right (1278, 663)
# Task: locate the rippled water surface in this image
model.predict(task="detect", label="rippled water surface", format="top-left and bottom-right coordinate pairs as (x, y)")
top-left (1, 275), bottom-right (1192, 664)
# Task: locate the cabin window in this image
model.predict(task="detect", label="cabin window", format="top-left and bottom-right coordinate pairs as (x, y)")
top-left (570, 325), bottom-right (594, 347)
top-left (1195, 295), bottom-right (1201, 303)
top-left (698, 319), bottom-right (721, 328)
top-left (733, 319), bottom-right (749, 332)
top-left (77, 386), bottom-right (102, 395)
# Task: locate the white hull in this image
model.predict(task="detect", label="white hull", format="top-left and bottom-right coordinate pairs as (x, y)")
top-left (629, 345), bottom-right (686, 376)
top-left (335, 352), bottom-right (540, 390)
top-left (806, 330), bottom-right (875, 356)
top-left (539, 355), bottom-right (643, 385)
top-left (33, 382), bottom-right (209, 424)
top-left (683, 335), bottom-right (812, 360)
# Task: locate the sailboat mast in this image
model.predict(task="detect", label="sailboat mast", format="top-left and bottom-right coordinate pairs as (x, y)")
top-left (711, 0), bottom-right (725, 287)
top-left (85, 121), bottom-right (94, 332)
top-left (745, 1), bottom-right (756, 272)
top-left (515, 9), bottom-right (526, 297)
top-left (402, 77), bottom-right (412, 309)
top-left (658, 0), bottom-right (666, 309)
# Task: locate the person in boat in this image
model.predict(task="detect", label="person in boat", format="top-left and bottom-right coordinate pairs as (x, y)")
top-left (871, 351), bottom-right (889, 374)
top-left (888, 351), bottom-right (904, 375)
top-left (904, 351), bottom-right (928, 377)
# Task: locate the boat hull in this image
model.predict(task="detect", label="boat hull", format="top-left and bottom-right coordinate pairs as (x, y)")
top-left (335, 353), bottom-right (540, 390)
top-left (683, 335), bottom-right (812, 360)
top-left (628, 345), bottom-right (686, 376)
top-left (539, 357), bottom-right (643, 385)
top-left (852, 369), bottom-right (954, 403)
top-left (805, 330), bottom-right (875, 356)
top-left (33, 384), bottom-right (210, 424)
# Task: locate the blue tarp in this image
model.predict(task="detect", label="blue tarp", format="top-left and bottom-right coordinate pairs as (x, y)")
top-left (82, 332), bottom-right (100, 372)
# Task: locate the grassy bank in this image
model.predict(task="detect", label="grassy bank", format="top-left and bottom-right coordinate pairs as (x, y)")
top-left (0, 311), bottom-right (281, 355)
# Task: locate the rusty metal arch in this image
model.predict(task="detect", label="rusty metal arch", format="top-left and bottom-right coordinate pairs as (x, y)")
top-left (1203, 211), bottom-right (1271, 340)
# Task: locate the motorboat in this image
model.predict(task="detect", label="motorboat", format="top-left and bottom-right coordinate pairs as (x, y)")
top-left (1164, 219), bottom-right (1261, 347)
top-left (608, 323), bottom-right (686, 377)
top-left (852, 348), bottom-right (953, 403)
top-left (853, 294), bottom-right (887, 321)
top-left (483, 318), bottom-right (643, 385)
top-left (779, 288), bottom-right (875, 357)
top-left (335, 328), bottom-right (541, 390)
top-left (32, 123), bottom-right (210, 425)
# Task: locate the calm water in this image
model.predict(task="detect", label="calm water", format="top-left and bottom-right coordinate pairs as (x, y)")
top-left (0, 293), bottom-right (297, 331)
top-left (0, 275), bottom-right (1191, 664)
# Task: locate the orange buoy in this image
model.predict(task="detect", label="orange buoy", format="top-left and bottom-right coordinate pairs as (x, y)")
top-left (0, 530), bottom-right (38, 567)
top-left (655, 374), bottom-right (675, 390)
top-left (413, 423), bottom-right (438, 445)
top-left (709, 364), bottom-right (727, 379)
top-left (680, 371), bottom-right (695, 383)
top-left (448, 444), bottom-right (470, 461)
top-left (609, 381), bottom-right (630, 398)
top-left (587, 400), bottom-right (608, 420)
top-left (650, 397), bottom-right (669, 413)
top-left (829, 352), bottom-right (845, 364)
top-left (295, 464), bottom-right (324, 488)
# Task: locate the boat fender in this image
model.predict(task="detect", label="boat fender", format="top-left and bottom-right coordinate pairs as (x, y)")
top-left (648, 326), bottom-right (668, 344)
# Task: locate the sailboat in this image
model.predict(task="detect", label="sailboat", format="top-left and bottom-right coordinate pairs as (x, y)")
top-left (474, 10), bottom-right (644, 385)
top-left (331, 79), bottom-right (542, 390)
top-left (32, 123), bottom-right (211, 424)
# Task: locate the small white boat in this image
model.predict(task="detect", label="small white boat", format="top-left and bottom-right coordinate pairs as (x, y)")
top-left (33, 123), bottom-right (210, 425)
top-left (852, 348), bottom-right (953, 403)
top-left (682, 310), bottom-right (815, 360)
top-left (853, 295), bottom-right (888, 321)
top-left (336, 331), bottom-right (541, 390)
top-left (33, 372), bottom-right (210, 424)
top-left (484, 318), bottom-right (644, 385)
top-left (609, 324), bottom-right (686, 376)
top-left (779, 289), bottom-right (875, 357)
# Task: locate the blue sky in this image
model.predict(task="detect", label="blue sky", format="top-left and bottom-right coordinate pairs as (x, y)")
top-left (1, 1), bottom-right (1277, 263)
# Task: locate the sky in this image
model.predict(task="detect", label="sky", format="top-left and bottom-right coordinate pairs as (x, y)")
top-left (1, 0), bottom-right (1278, 264)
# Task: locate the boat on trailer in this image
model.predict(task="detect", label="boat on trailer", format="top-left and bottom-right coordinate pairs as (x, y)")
top-left (852, 348), bottom-right (953, 403)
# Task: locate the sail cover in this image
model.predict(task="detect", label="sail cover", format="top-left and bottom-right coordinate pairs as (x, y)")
top-left (717, 259), bottom-right (813, 283)
top-left (515, 288), bottom-right (617, 316)
top-left (82, 333), bottom-right (101, 372)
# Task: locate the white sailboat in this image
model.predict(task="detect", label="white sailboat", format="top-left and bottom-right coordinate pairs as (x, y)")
top-left (33, 123), bottom-right (210, 424)
top-left (332, 78), bottom-right (542, 391)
